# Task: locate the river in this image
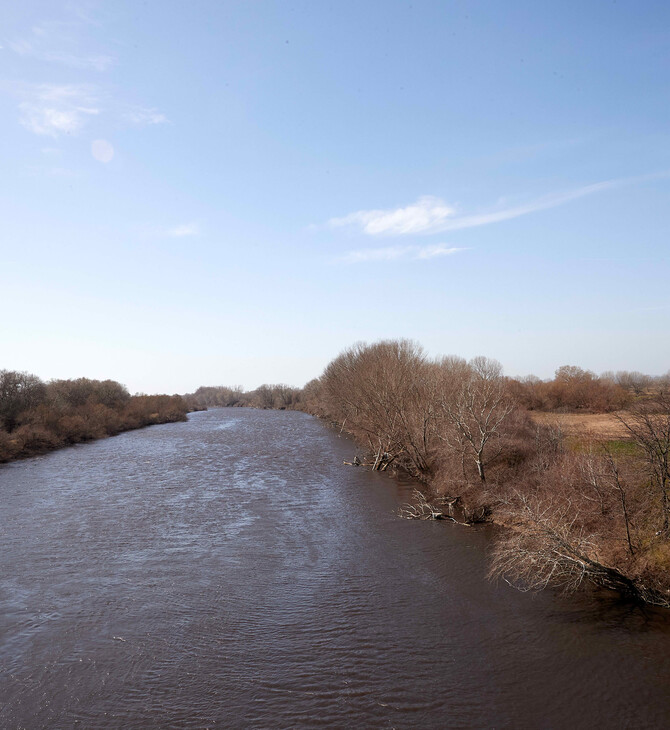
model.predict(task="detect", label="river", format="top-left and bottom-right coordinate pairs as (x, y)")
top-left (2, 408), bottom-right (670, 728)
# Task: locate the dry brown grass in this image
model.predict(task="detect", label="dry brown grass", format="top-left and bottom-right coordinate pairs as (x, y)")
top-left (529, 411), bottom-right (630, 440)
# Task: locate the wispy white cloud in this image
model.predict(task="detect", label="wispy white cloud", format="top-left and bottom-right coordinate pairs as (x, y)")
top-left (5, 81), bottom-right (168, 137)
top-left (15, 83), bottom-right (99, 137)
top-left (329, 195), bottom-right (455, 236)
top-left (7, 19), bottom-right (114, 71)
top-left (4, 7), bottom-right (170, 137)
top-left (122, 108), bottom-right (169, 126)
top-left (339, 244), bottom-right (465, 264)
top-left (167, 223), bottom-right (199, 237)
top-left (415, 243), bottom-right (464, 259)
top-left (10, 41), bottom-right (113, 71)
top-left (328, 172), bottom-right (670, 237)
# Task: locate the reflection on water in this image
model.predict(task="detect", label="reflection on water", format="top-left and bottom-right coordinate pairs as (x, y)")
top-left (2, 408), bottom-right (670, 728)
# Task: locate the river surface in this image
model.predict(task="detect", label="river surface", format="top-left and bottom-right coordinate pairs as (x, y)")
top-left (2, 409), bottom-right (670, 728)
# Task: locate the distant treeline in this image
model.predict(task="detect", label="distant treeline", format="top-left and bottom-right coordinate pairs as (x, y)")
top-left (509, 366), bottom-right (666, 412)
top-left (0, 370), bottom-right (188, 463)
top-left (184, 383), bottom-right (302, 411)
top-left (190, 342), bottom-right (670, 606)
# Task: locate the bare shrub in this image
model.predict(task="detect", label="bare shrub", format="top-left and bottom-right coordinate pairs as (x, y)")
top-left (616, 391), bottom-right (670, 533)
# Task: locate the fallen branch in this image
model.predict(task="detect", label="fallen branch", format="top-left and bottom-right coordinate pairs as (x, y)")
top-left (398, 489), bottom-right (470, 525)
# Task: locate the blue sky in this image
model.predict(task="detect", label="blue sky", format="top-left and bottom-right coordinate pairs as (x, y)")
top-left (1, 1), bottom-right (669, 393)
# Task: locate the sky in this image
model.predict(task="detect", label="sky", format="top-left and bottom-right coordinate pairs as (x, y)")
top-left (1, 0), bottom-right (669, 393)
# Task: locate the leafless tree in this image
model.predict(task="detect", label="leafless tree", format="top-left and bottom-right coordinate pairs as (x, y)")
top-left (0, 370), bottom-right (46, 432)
top-left (320, 340), bottom-right (435, 477)
top-left (436, 356), bottom-right (513, 483)
top-left (614, 370), bottom-right (653, 395)
top-left (617, 391), bottom-right (670, 533)
top-left (602, 446), bottom-right (636, 556)
top-left (577, 445), bottom-right (636, 555)
top-left (254, 384), bottom-right (276, 409)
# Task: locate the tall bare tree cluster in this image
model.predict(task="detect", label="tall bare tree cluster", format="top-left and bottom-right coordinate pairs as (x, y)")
top-left (299, 341), bottom-right (670, 606)
top-left (310, 340), bottom-right (522, 495)
top-left (318, 340), bottom-right (438, 477)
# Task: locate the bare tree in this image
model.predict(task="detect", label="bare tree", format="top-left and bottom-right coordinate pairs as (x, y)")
top-left (602, 446), bottom-right (636, 556)
top-left (320, 340), bottom-right (435, 477)
top-left (274, 384), bottom-right (297, 409)
top-left (578, 445), bottom-right (636, 555)
top-left (0, 370), bottom-right (46, 432)
top-left (436, 356), bottom-right (513, 483)
top-left (254, 384), bottom-right (276, 409)
top-left (615, 370), bottom-right (653, 395)
top-left (617, 391), bottom-right (670, 533)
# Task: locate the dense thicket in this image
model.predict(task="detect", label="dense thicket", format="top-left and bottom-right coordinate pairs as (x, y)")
top-left (0, 370), bottom-right (188, 463)
top-left (294, 341), bottom-right (670, 606)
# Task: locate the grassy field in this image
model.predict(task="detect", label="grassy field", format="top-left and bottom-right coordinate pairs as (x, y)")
top-left (529, 411), bottom-right (630, 440)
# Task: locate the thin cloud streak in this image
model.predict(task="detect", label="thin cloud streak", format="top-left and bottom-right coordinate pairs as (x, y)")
top-left (7, 18), bottom-right (114, 71)
top-left (10, 40), bottom-right (114, 71)
top-left (4, 82), bottom-right (168, 137)
top-left (122, 108), bottom-right (168, 126)
top-left (167, 223), bottom-right (199, 237)
top-left (338, 244), bottom-right (465, 264)
top-left (329, 171), bottom-right (670, 237)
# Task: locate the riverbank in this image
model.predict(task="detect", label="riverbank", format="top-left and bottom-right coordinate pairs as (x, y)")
top-left (293, 341), bottom-right (670, 609)
top-left (0, 370), bottom-right (189, 464)
top-left (184, 341), bottom-right (670, 607)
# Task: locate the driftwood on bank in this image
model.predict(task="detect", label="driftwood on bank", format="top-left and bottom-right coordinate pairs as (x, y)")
top-left (343, 452), bottom-right (395, 470)
top-left (398, 489), bottom-right (470, 526)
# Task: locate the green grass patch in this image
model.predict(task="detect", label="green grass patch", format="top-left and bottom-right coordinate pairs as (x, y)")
top-left (603, 439), bottom-right (641, 457)
top-left (566, 436), bottom-right (641, 457)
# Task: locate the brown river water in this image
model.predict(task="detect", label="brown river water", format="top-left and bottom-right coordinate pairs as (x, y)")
top-left (2, 408), bottom-right (670, 729)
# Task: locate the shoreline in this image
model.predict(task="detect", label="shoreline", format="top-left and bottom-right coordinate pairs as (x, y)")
top-left (0, 411), bottom-right (189, 465)
top-left (309, 407), bottom-right (670, 610)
